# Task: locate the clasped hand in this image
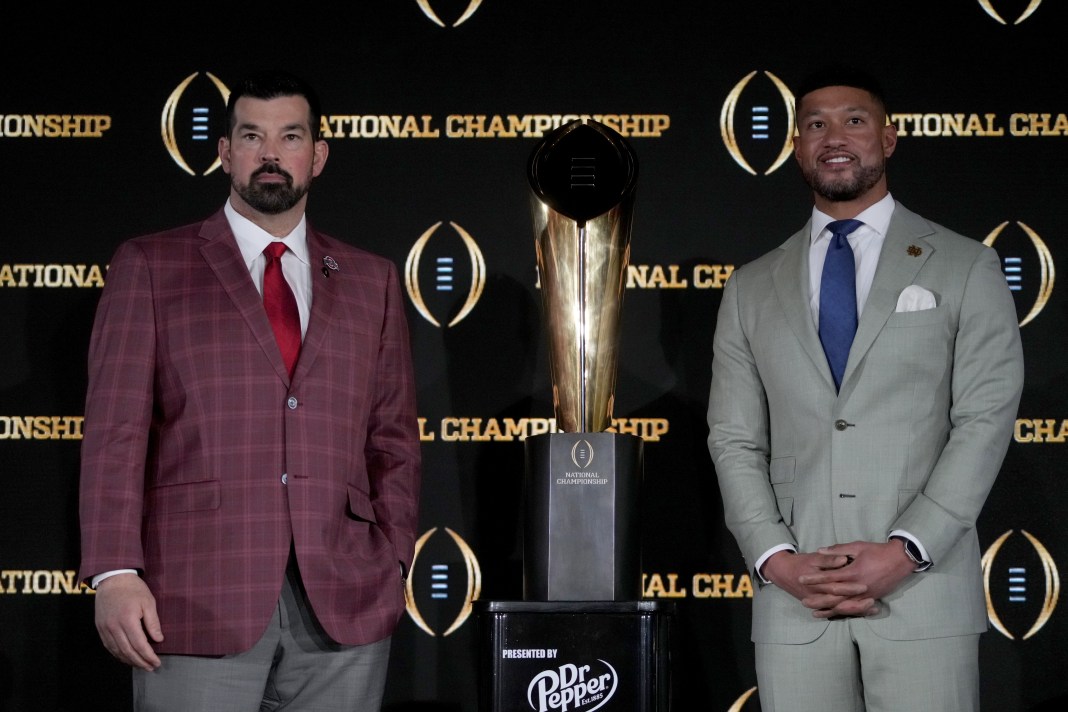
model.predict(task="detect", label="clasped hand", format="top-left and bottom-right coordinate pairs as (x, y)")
top-left (763, 540), bottom-right (916, 619)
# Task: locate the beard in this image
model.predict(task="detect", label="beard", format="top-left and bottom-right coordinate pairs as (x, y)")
top-left (801, 158), bottom-right (885, 203)
top-left (233, 163), bottom-right (310, 214)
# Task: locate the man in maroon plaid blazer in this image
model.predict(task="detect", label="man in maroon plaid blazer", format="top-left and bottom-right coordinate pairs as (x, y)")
top-left (79, 70), bottom-right (422, 711)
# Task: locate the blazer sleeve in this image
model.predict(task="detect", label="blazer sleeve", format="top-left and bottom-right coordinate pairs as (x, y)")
top-left (706, 268), bottom-right (796, 571)
top-left (364, 262), bottom-right (422, 577)
top-left (890, 245), bottom-right (1024, 562)
top-left (78, 240), bottom-right (156, 584)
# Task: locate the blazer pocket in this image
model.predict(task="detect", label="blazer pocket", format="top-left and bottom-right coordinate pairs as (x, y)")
top-left (146, 479), bottom-right (220, 514)
top-left (346, 484), bottom-right (379, 523)
top-left (885, 304), bottom-right (947, 327)
top-left (769, 456), bottom-right (795, 484)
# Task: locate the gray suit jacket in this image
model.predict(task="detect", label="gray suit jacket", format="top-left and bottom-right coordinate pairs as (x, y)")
top-left (707, 202), bottom-right (1024, 644)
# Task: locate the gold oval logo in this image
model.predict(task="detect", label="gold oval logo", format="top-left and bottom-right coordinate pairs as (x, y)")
top-left (405, 526), bottom-right (483, 636)
top-left (405, 221), bottom-right (487, 327)
top-left (416, 0), bottom-right (483, 27)
top-left (982, 529), bottom-right (1060, 640)
top-left (726, 686), bottom-right (758, 712)
top-left (977, 0), bottom-right (1042, 24)
top-left (161, 71), bottom-right (229, 176)
top-left (983, 220), bottom-right (1054, 328)
top-left (719, 70), bottom-right (795, 176)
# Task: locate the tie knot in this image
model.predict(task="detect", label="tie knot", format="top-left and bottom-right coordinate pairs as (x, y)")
top-left (264, 242), bottom-right (288, 261)
top-left (827, 219), bottom-right (864, 239)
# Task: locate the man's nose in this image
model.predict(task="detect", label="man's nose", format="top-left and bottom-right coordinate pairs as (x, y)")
top-left (823, 124), bottom-right (848, 146)
top-left (259, 139), bottom-right (282, 162)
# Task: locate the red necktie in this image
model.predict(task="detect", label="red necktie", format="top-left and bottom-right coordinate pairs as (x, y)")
top-left (263, 242), bottom-right (301, 378)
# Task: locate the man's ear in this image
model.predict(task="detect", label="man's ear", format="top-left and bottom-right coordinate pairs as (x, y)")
top-left (312, 139), bottom-right (329, 177)
top-left (882, 121), bottom-right (898, 159)
top-left (218, 137), bottom-right (232, 173)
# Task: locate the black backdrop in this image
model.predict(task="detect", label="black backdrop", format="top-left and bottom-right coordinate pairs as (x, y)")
top-left (2, 1), bottom-right (1067, 710)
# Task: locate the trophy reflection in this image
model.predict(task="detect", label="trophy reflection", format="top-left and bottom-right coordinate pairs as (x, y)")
top-left (523, 118), bottom-right (643, 601)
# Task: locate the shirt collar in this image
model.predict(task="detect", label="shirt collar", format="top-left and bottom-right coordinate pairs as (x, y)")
top-left (809, 192), bottom-right (896, 243)
top-left (224, 199), bottom-right (310, 268)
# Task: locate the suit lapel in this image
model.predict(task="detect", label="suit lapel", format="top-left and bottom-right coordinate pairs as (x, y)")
top-left (198, 210), bottom-right (294, 383)
top-left (841, 204), bottom-right (935, 392)
top-left (772, 223), bottom-right (837, 389)
top-left (293, 229), bottom-right (340, 382)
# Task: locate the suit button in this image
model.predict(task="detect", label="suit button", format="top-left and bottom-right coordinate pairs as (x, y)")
top-left (835, 419), bottom-right (849, 431)
top-left (287, 396), bottom-right (298, 410)
top-left (281, 473), bottom-right (288, 485)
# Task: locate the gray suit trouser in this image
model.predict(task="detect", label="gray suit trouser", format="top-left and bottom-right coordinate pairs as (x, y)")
top-left (132, 558), bottom-right (391, 712)
top-left (755, 616), bottom-right (979, 712)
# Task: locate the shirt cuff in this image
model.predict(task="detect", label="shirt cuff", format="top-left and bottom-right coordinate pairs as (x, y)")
top-left (754, 543), bottom-right (797, 585)
top-left (889, 530), bottom-right (932, 571)
top-left (91, 569), bottom-right (139, 590)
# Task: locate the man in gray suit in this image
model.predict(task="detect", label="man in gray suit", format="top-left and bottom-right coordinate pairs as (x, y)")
top-left (707, 65), bottom-right (1024, 712)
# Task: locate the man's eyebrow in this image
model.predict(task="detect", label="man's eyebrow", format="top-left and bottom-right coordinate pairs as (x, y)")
top-left (799, 105), bottom-right (873, 117)
top-left (234, 122), bottom-right (309, 133)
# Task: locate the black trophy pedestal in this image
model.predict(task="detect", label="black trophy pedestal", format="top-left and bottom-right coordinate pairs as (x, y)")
top-left (476, 600), bottom-right (674, 712)
top-left (523, 432), bottom-right (644, 601)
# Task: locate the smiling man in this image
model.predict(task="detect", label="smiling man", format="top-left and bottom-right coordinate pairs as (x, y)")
top-left (79, 70), bottom-right (422, 712)
top-left (706, 65), bottom-right (1024, 712)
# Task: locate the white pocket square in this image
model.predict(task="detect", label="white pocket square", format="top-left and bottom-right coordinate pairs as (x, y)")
top-left (896, 285), bottom-right (937, 312)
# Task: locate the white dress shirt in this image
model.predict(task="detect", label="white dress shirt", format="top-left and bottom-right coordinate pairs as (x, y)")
top-left (225, 199), bottom-right (312, 335)
top-left (807, 192), bottom-right (894, 326)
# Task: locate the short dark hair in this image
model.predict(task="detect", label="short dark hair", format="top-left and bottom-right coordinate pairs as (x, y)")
top-left (225, 69), bottom-right (323, 140)
top-left (794, 64), bottom-right (888, 114)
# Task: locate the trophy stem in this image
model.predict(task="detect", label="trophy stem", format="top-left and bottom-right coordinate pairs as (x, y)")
top-left (578, 222), bottom-right (589, 432)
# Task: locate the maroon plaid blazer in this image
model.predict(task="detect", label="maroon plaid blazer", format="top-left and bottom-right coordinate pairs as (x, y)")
top-left (79, 208), bottom-right (422, 654)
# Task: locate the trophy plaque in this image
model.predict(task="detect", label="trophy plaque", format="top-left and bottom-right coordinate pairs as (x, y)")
top-left (523, 118), bottom-right (643, 601)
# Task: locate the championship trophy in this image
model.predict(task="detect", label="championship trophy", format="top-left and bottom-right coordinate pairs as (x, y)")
top-left (523, 118), bottom-right (642, 601)
top-left (474, 121), bottom-right (670, 712)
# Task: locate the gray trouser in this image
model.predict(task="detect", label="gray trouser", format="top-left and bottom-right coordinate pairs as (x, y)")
top-left (133, 562), bottom-right (390, 712)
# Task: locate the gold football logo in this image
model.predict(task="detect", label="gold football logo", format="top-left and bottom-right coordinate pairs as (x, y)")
top-left (405, 527), bottom-right (482, 636)
top-left (161, 72), bottom-right (229, 176)
top-left (405, 221), bottom-right (487, 327)
top-left (982, 530), bottom-right (1060, 640)
top-left (416, 0), bottom-right (483, 27)
top-left (978, 0), bottom-right (1042, 24)
top-left (983, 221), bottom-right (1054, 327)
top-left (720, 70), bottom-right (795, 176)
top-left (726, 686), bottom-right (759, 711)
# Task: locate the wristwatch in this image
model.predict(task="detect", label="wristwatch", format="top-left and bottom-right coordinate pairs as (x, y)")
top-left (891, 536), bottom-right (932, 571)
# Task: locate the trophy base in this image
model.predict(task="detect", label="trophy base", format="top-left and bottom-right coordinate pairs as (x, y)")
top-left (522, 431), bottom-right (644, 601)
top-left (476, 600), bottom-right (675, 712)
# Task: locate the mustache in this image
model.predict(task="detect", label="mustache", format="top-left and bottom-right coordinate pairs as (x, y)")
top-left (252, 163), bottom-right (293, 181)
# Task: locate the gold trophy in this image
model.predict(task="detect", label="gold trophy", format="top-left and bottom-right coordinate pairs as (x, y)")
top-left (528, 118), bottom-right (638, 432)
top-left (523, 118), bottom-right (642, 601)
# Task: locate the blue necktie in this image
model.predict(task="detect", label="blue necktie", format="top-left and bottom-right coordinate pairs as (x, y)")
top-left (818, 219), bottom-right (864, 391)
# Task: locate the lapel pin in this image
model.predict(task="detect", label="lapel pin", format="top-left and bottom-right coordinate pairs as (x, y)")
top-left (907, 245), bottom-right (922, 257)
top-left (322, 255), bottom-right (340, 277)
